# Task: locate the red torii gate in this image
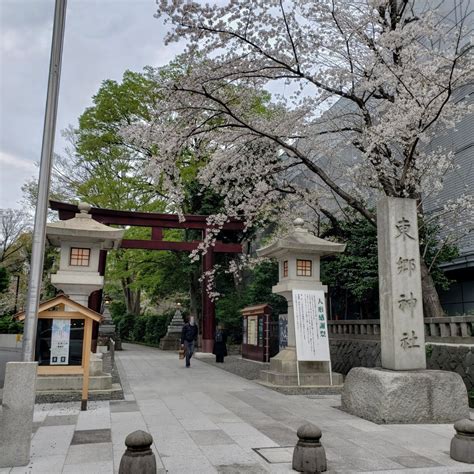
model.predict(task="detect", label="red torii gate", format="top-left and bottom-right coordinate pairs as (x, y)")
top-left (50, 200), bottom-right (244, 353)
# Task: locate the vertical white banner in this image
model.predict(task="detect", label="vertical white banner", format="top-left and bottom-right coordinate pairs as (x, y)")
top-left (293, 289), bottom-right (330, 361)
top-left (50, 319), bottom-right (70, 365)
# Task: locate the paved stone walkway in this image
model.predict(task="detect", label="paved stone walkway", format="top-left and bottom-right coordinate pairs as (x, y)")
top-left (1, 343), bottom-right (473, 473)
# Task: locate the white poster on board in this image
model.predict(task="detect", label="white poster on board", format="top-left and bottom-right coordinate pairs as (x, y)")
top-left (292, 289), bottom-right (330, 361)
top-left (50, 319), bottom-right (70, 365)
top-left (247, 316), bottom-right (257, 346)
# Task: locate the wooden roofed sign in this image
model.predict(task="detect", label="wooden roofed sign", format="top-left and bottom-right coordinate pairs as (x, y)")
top-left (16, 294), bottom-right (103, 410)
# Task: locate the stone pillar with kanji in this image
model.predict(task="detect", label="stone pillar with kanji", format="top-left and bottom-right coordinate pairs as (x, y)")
top-left (341, 196), bottom-right (469, 424)
top-left (377, 197), bottom-right (426, 370)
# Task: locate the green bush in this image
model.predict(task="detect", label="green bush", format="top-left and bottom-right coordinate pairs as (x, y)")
top-left (425, 344), bottom-right (433, 358)
top-left (132, 316), bottom-right (147, 342)
top-left (117, 313), bottom-right (136, 340)
top-left (469, 389), bottom-right (474, 409)
top-left (110, 300), bottom-right (126, 324)
top-left (0, 314), bottom-right (23, 334)
top-left (144, 314), bottom-right (170, 345)
top-left (215, 260), bottom-right (287, 343)
top-left (117, 310), bottom-right (179, 345)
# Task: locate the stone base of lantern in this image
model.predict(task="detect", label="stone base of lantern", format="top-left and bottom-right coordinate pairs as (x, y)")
top-left (159, 310), bottom-right (184, 351)
top-left (35, 353), bottom-right (116, 395)
top-left (259, 347), bottom-right (343, 388)
top-left (341, 367), bottom-right (469, 424)
top-left (159, 332), bottom-right (181, 351)
top-left (36, 373), bottom-right (113, 392)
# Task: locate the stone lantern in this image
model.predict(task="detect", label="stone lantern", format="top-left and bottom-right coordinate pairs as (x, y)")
top-left (39, 202), bottom-right (124, 395)
top-left (46, 202), bottom-right (123, 307)
top-left (257, 218), bottom-right (345, 386)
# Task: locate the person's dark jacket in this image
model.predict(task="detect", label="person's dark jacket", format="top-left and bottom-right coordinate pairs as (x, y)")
top-left (181, 323), bottom-right (198, 344)
top-left (213, 330), bottom-right (228, 357)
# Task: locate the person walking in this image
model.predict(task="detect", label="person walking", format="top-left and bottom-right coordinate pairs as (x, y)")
top-left (181, 315), bottom-right (198, 368)
top-left (213, 324), bottom-right (227, 363)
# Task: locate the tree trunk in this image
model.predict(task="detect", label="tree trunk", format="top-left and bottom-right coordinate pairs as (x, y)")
top-left (122, 279), bottom-right (141, 315)
top-left (420, 259), bottom-right (444, 318)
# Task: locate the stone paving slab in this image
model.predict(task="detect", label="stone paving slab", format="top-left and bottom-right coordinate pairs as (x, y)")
top-left (2, 343), bottom-right (473, 473)
top-left (109, 400), bottom-right (139, 412)
top-left (70, 428), bottom-right (112, 445)
top-left (42, 414), bottom-right (78, 426)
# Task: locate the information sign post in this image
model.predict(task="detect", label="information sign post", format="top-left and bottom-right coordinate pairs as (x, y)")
top-left (293, 289), bottom-right (332, 386)
top-left (15, 294), bottom-right (102, 410)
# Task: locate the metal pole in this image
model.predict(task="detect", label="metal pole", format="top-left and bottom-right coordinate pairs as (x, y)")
top-left (13, 274), bottom-right (20, 314)
top-left (22, 0), bottom-right (67, 361)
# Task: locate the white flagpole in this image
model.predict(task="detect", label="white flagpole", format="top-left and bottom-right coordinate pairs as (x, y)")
top-left (22, 0), bottom-right (68, 361)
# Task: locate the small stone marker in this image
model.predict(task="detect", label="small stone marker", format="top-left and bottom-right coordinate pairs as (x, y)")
top-left (450, 418), bottom-right (474, 464)
top-left (292, 423), bottom-right (327, 473)
top-left (119, 430), bottom-right (157, 474)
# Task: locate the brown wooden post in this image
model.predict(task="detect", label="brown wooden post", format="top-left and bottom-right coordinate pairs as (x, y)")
top-left (151, 227), bottom-right (163, 240)
top-left (81, 318), bottom-right (92, 411)
top-left (265, 313), bottom-right (269, 363)
top-left (88, 249), bottom-right (107, 352)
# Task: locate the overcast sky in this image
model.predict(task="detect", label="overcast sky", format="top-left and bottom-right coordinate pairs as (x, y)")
top-left (0, 0), bottom-right (184, 209)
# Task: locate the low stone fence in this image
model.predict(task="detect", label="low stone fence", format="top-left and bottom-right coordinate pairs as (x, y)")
top-left (328, 316), bottom-right (474, 343)
top-left (0, 334), bottom-right (23, 349)
top-left (227, 344), bottom-right (242, 355)
top-left (424, 316), bottom-right (473, 339)
top-left (328, 320), bottom-right (380, 339)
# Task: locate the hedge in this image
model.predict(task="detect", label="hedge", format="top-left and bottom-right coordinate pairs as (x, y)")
top-left (115, 312), bottom-right (174, 345)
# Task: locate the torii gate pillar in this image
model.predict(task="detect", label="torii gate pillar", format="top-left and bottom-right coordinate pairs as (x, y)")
top-left (202, 246), bottom-right (215, 353)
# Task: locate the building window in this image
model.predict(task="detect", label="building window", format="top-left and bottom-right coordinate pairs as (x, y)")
top-left (296, 259), bottom-right (312, 277)
top-left (283, 260), bottom-right (288, 277)
top-left (70, 248), bottom-right (91, 267)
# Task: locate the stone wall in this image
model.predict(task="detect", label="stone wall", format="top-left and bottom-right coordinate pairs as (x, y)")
top-left (329, 339), bottom-right (474, 392)
top-left (426, 343), bottom-right (474, 392)
top-left (0, 334), bottom-right (22, 349)
top-left (330, 340), bottom-right (381, 375)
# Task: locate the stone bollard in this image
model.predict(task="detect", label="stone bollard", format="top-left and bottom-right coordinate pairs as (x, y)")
top-left (0, 362), bottom-right (38, 468)
top-left (450, 418), bottom-right (474, 464)
top-left (119, 430), bottom-right (157, 474)
top-left (292, 423), bottom-right (327, 473)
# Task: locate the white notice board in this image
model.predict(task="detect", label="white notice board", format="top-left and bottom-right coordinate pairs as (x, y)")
top-left (50, 319), bottom-right (71, 365)
top-left (292, 289), bottom-right (330, 361)
top-left (247, 316), bottom-right (257, 346)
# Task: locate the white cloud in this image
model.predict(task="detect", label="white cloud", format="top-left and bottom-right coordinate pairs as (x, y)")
top-left (0, 0), bottom-right (186, 210)
top-left (0, 151), bottom-right (37, 209)
top-left (0, 150), bottom-right (35, 171)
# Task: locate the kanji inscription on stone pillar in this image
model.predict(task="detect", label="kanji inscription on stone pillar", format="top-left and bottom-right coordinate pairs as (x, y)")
top-left (377, 196), bottom-right (426, 370)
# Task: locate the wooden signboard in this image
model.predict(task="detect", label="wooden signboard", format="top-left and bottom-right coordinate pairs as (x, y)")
top-left (241, 304), bottom-right (277, 363)
top-left (15, 294), bottom-right (103, 411)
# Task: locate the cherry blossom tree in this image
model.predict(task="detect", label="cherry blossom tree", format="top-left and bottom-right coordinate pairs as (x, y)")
top-left (124, 0), bottom-right (473, 317)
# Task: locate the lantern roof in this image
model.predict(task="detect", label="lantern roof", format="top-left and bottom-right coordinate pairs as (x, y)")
top-left (47, 202), bottom-right (124, 249)
top-left (257, 218), bottom-right (345, 258)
